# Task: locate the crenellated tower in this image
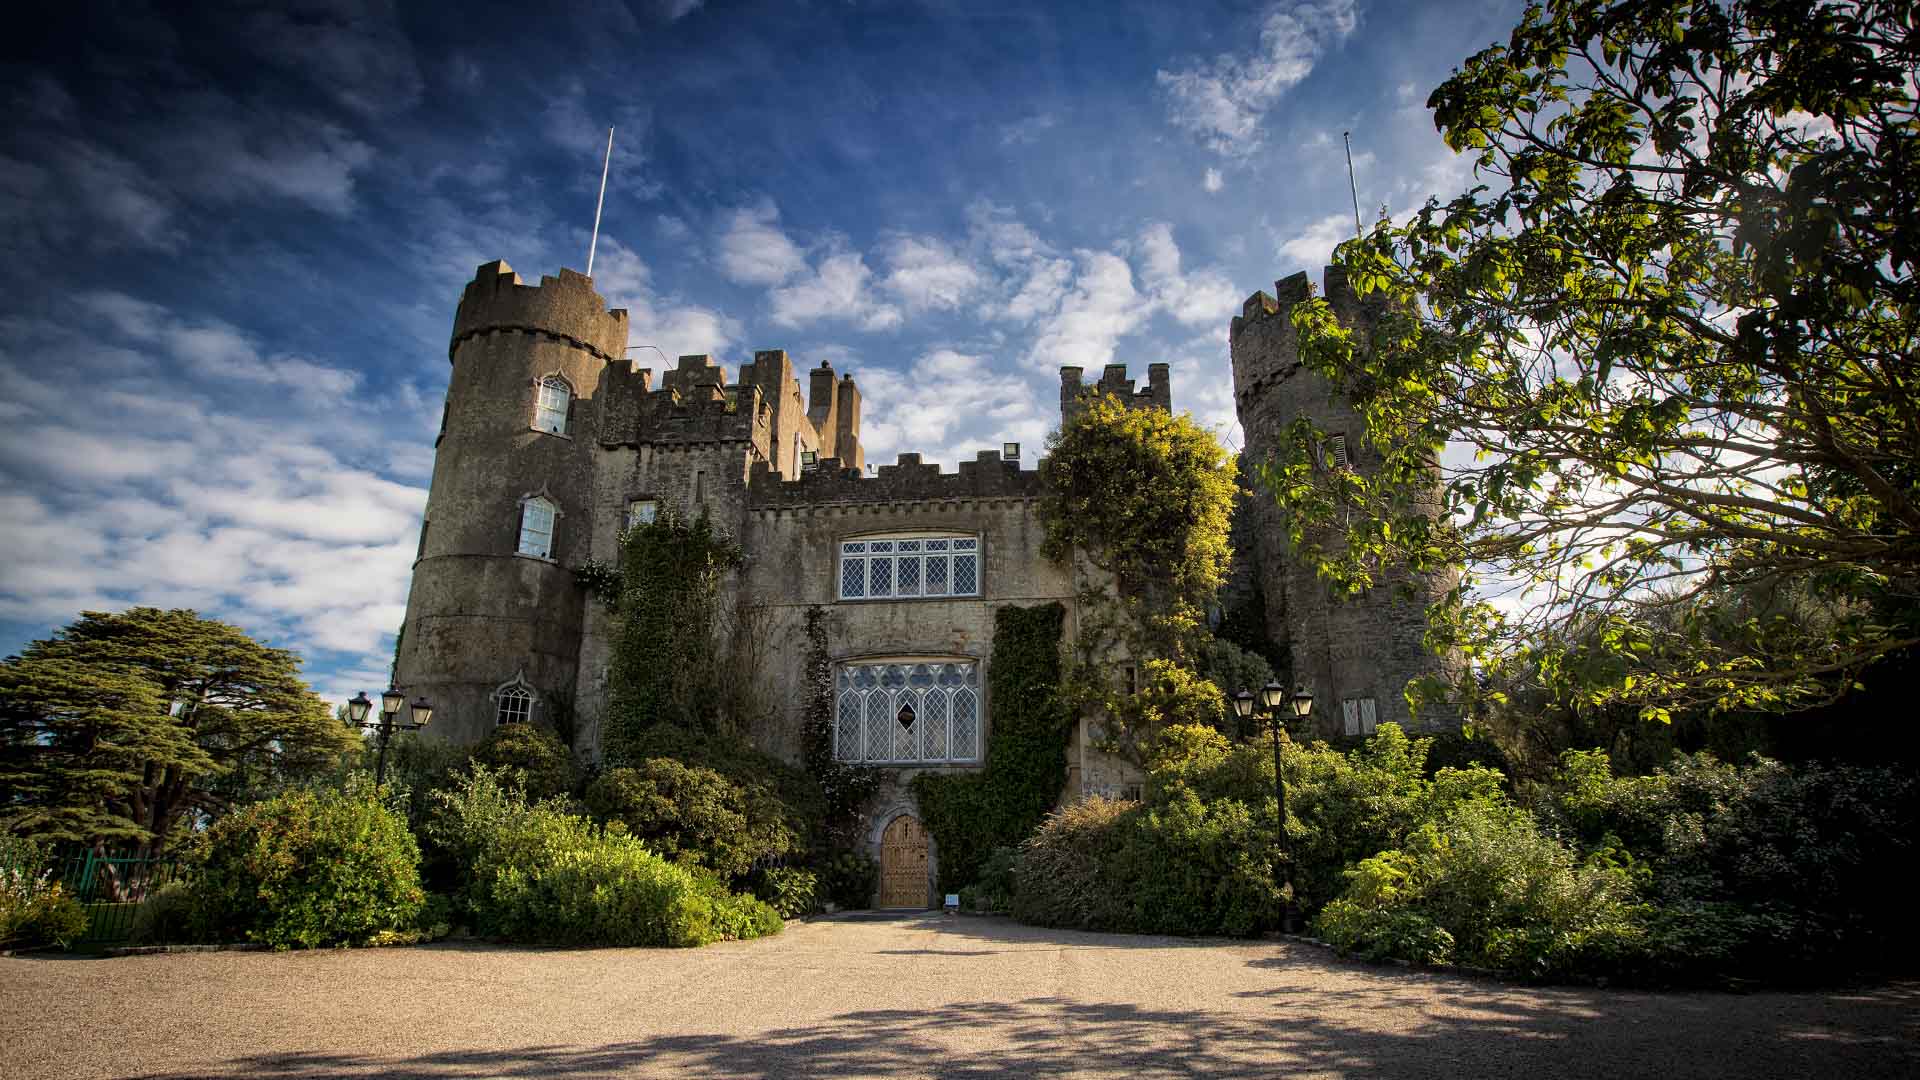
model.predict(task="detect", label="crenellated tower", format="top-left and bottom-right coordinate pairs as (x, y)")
top-left (1230, 267), bottom-right (1453, 737)
top-left (394, 261), bottom-right (629, 747)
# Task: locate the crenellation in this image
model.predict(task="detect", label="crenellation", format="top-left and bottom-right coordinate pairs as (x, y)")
top-left (1059, 362), bottom-right (1173, 423)
top-left (449, 261), bottom-right (629, 364)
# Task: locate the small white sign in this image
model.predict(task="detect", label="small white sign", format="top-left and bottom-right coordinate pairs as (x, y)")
top-left (944, 893), bottom-right (960, 910)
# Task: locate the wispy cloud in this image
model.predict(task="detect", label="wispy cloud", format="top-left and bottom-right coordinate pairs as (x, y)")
top-left (1157, 0), bottom-right (1360, 156)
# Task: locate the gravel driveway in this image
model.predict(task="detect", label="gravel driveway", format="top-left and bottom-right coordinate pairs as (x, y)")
top-left (3, 912), bottom-right (1914, 1078)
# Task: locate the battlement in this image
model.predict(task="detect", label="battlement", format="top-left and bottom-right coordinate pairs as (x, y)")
top-left (598, 358), bottom-right (772, 449)
top-left (1229, 266), bottom-right (1382, 405)
top-left (449, 261), bottom-right (630, 364)
top-left (747, 449), bottom-right (1041, 509)
top-left (1059, 362), bottom-right (1171, 423)
top-left (1230, 266), bottom-right (1377, 339)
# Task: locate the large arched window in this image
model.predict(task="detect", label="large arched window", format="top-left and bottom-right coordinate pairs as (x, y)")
top-left (517, 496), bottom-right (557, 558)
top-left (833, 660), bottom-right (980, 764)
top-left (534, 375), bottom-right (572, 435)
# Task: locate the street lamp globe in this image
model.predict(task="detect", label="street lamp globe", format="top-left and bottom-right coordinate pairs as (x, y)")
top-left (1289, 684), bottom-right (1315, 720)
top-left (380, 687), bottom-right (407, 719)
top-left (410, 697), bottom-right (434, 728)
top-left (346, 692), bottom-right (373, 724)
top-left (1230, 689), bottom-right (1256, 720)
top-left (1259, 681), bottom-right (1287, 712)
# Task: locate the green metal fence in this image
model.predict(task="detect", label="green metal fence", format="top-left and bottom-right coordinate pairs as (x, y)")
top-left (55, 849), bottom-right (190, 943)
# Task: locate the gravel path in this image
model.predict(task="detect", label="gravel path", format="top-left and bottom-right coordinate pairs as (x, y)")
top-left (3, 913), bottom-right (1914, 1078)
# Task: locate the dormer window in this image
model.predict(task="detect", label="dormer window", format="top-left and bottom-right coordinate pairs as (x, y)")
top-left (535, 375), bottom-right (572, 435)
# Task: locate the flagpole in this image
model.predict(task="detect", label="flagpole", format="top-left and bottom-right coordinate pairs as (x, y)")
top-left (586, 126), bottom-right (614, 277)
top-left (1343, 131), bottom-right (1362, 239)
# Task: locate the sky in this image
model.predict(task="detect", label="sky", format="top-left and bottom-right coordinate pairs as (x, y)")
top-left (0, 0), bottom-right (1529, 706)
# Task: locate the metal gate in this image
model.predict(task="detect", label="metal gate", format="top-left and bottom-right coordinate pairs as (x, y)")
top-left (57, 848), bottom-right (188, 943)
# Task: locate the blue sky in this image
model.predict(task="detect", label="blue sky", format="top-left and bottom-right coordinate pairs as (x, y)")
top-left (0, 0), bottom-right (1526, 704)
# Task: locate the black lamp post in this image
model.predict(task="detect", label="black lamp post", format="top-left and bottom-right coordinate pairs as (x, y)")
top-left (1232, 681), bottom-right (1314, 934)
top-left (346, 687), bottom-right (434, 786)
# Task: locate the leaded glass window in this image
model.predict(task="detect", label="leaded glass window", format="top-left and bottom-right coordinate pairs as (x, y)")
top-left (535, 375), bottom-right (571, 434)
top-left (837, 534), bottom-right (980, 601)
top-left (517, 497), bottom-right (556, 558)
top-left (495, 683), bottom-right (532, 726)
top-left (832, 660), bottom-right (981, 764)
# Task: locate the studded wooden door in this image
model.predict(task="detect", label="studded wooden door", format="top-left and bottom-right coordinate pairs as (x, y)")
top-left (878, 815), bottom-right (930, 908)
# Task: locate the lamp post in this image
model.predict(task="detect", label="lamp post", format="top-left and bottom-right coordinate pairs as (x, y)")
top-left (345, 687), bottom-right (435, 786)
top-left (1232, 681), bottom-right (1314, 934)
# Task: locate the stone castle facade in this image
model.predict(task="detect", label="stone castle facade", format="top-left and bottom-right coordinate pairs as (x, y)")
top-left (394, 259), bottom-right (1448, 896)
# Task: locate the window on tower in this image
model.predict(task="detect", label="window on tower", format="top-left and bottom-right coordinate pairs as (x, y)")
top-left (518, 496), bottom-right (557, 559)
top-left (535, 375), bottom-right (572, 435)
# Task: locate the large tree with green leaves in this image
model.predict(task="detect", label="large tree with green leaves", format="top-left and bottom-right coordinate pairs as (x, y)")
top-left (0, 608), bottom-right (355, 851)
top-left (1269, 0), bottom-right (1918, 720)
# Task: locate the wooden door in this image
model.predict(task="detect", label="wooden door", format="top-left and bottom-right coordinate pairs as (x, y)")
top-left (878, 815), bottom-right (930, 908)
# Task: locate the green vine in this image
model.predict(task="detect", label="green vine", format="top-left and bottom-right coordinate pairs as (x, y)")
top-left (912, 603), bottom-right (1071, 892)
top-left (602, 508), bottom-right (745, 764)
top-left (799, 607), bottom-right (879, 846)
top-left (573, 559), bottom-right (623, 608)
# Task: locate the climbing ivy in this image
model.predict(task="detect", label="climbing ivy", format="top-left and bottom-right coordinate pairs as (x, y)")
top-left (602, 508), bottom-right (744, 764)
top-left (911, 602), bottom-right (1071, 892)
top-left (800, 606), bottom-right (879, 846)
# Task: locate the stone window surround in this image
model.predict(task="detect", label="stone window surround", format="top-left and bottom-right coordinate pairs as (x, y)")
top-left (492, 671), bottom-right (538, 727)
top-left (531, 372), bottom-right (574, 438)
top-left (837, 531), bottom-right (981, 602)
top-left (515, 488), bottom-right (562, 562)
top-left (623, 495), bottom-right (659, 531)
top-left (831, 654), bottom-right (984, 766)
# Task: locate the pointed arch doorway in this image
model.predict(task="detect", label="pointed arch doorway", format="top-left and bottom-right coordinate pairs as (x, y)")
top-left (878, 814), bottom-right (931, 909)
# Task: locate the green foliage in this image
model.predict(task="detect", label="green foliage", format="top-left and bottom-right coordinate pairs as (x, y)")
top-left (749, 865), bottom-right (818, 919)
top-left (427, 766), bottom-right (779, 947)
top-left (958, 846), bottom-right (1017, 913)
top-left (799, 607), bottom-right (880, 844)
top-left (584, 759), bottom-right (800, 879)
top-left (0, 838), bottom-right (88, 951)
top-left (603, 509), bottom-right (745, 761)
top-left (190, 780), bottom-right (426, 950)
top-left (1312, 802), bottom-right (1646, 979)
top-left (816, 850), bottom-right (877, 910)
top-left (1268, 0), bottom-right (1920, 719)
top-left (611, 724), bottom-right (821, 866)
top-left (130, 881), bottom-right (195, 945)
top-left (1009, 797), bottom-right (1134, 930)
top-left (912, 603), bottom-right (1072, 892)
top-left (469, 722), bottom-right (576, 801)
top-left (0, 608), bottom-right (355, 851)
top-left (1040, 394), bottom-right (1237, 603)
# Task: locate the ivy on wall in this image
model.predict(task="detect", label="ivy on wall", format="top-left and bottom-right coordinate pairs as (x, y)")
top-left (602, 509), bottom-right (744, 765)
top-left (911, 602), bottom-right (1070, 892)
top-left (800, 606), bottom-right (878, 846)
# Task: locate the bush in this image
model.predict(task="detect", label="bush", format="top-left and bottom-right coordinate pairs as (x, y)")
top-left (958, 847), bottom-right (1017, 913)
top-left (470, 723), bottom-right (576, 800)
top-left (428, 767), bottom-right (781, 947)
top-left (584, 759), bottom-right (799, 879)
top-left (817, 850), bottom-right (877, 910)
top-left (750, 865), bottom-right (818, 918)
top-left (1, 840), bottom-right (88, 951)
top-left (130, 881), bottom-right (197, 945)
top-left (191, 782), bottom-right (427, 949)
top-left (614, 726), bottom-right (822, 858)
top-left (1010, 797), bottom-right (1134, 930)
top-left (1312, 802), bottom-right (1645, 979)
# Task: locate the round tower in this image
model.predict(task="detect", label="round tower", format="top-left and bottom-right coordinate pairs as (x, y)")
top-left (1229, 266), bottom-right (1453, 736)
top-left (394, 261), bottom-right (629, 746)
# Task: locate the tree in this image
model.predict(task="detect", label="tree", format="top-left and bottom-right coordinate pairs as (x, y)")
top-left (1268, 0), bottom-right (1919, 720)
top-left (0, 608), bottom-right (356, 851)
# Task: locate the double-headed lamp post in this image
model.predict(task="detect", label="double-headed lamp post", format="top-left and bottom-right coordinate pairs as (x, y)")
top-left (346, 687), bottom-right (434, 786)
top-left (1232, 681), bottom-right (1314, 933)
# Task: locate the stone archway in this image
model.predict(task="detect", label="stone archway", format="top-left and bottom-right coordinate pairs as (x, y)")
top-left (877, 814), bottom-right (931, 909)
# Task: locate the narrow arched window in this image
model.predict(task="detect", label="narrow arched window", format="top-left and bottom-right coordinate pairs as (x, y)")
top-left (518, 496), bottom-right (556, 558)
top-left (535, 375), bottom-right (572, 435)
top-left (495, 683), bottom-right (533, 726)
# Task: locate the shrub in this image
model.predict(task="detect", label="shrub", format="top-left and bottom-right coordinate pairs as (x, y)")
top-left (817, 850), bottom-right (877, 910)
top-left (1010, 797), bottom-right (1134, 930)
top-left (958, 847), bottom-right (1017, 913)
top-left (750, 865), bottom-right (818, 918)
top-left (130, 881), bottom-right (197, 945)
top-left (584, 759), bottom-right (798, 879)
top-left (191, 781), bottom-right (426, 949)
top-left (615, 726), bottom-right (822, 858)
top-left (469, 723), bottom-right (576, 800)
top-left (1, 840), bottom-right (89, 951)
top-left (1312, 802), bottom-right (1645, 978)
top-left (428, 767), bottom-right (780, 947)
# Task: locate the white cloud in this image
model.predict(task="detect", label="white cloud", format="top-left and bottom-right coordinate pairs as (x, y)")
top-left (1204, 167), bottom-right (1225, 193)
top-left (1000, 113), bottom-right (1059, 145)
top-left (1157, 0), bottom-right (1359, 156)
top-left (1276, 211), bottom-right (1355, 271)
top-left (1134, 223), bottom-right (1241, 327)
top-left (879, 234), bottom-right (983, 312)
top-left (717, 202), bottom-right (808, 286)
top-left (1022, 250), bottom-right (1147, 374)
top-left (769, 244), bottom-right (902, 332)
top-left (588, 238), bottom-right (741, 358)
top-left (854, 350), bottom-right (1051, 469)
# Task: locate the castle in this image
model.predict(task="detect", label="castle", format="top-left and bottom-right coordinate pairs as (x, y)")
top-left (394, 259), bottom-right (1449, 904)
